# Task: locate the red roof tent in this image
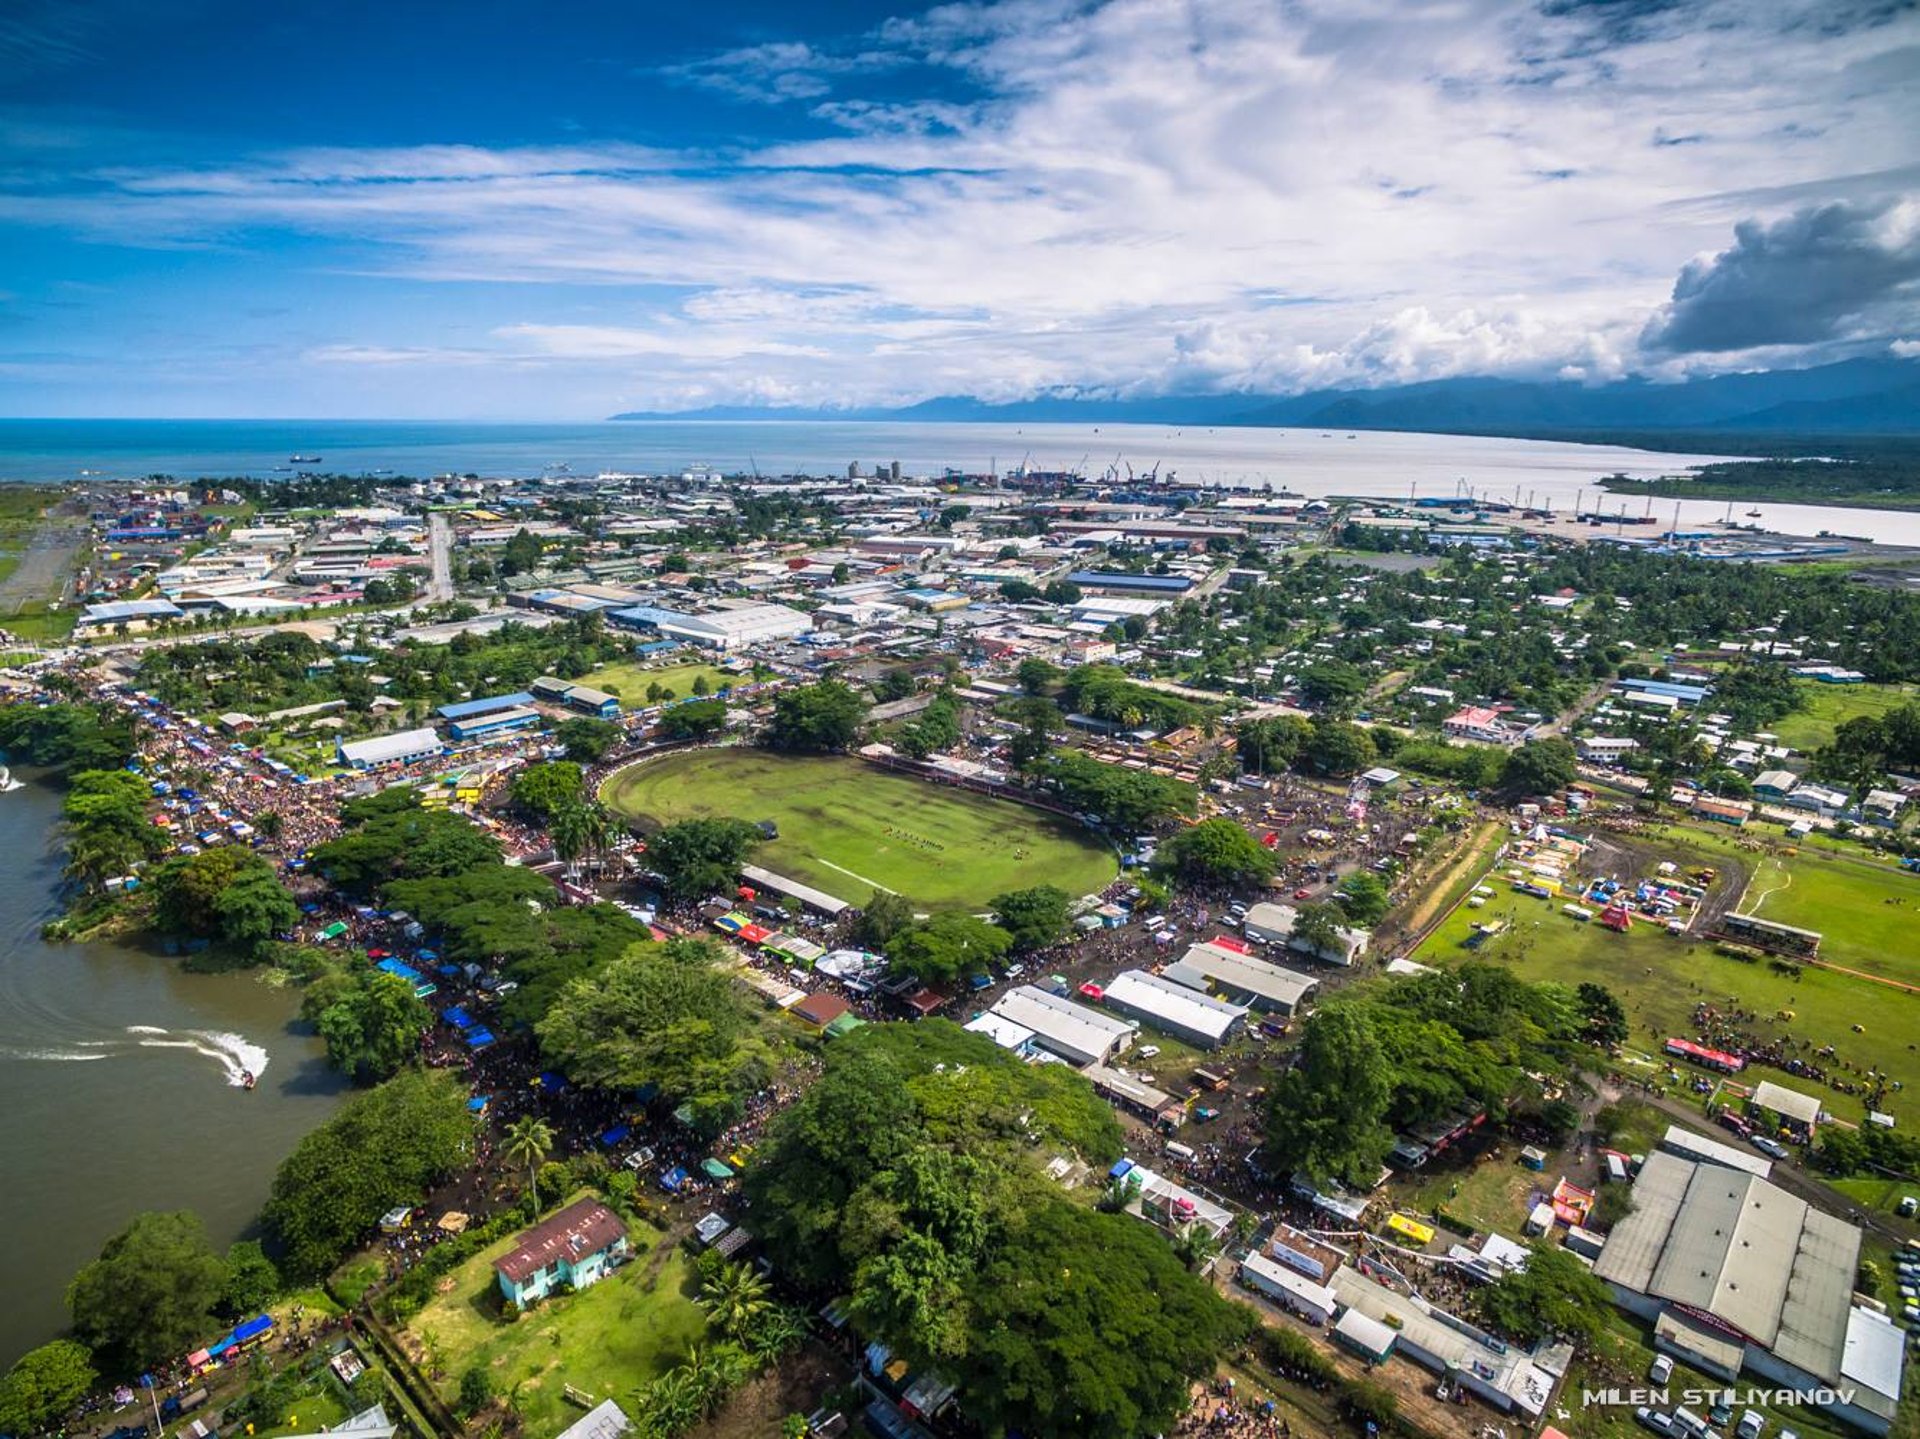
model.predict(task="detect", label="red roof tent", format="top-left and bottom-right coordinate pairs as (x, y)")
top-left (902, 988), bottom-right (947, 1016)
top-left (1210, 935), bottom-right (1252, 954)
top-left (493, 1199), bottom-right (627, 1284)
top-left (792, 992), bottom-right (850, 1027)
top-left (738, 923), bottom-right (774, 945)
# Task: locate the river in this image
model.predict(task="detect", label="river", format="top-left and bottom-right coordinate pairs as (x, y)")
top-left (2, 418), bottom-right (1916, 545)
top-left (0, 776), bottom-right (346, 1367)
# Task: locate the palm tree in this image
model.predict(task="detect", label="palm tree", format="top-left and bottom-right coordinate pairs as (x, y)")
top-left (502, 1115), bottom-right (555, 1203)
top-left (549, 802), bottom-right (592, 874)
top-left (697, 1260), bottom-right (773, 1341)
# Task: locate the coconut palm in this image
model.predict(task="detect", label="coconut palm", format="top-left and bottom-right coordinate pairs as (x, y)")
top-left (502, 1115), bottom-right (555, 1203)
top-left (549, 802), bottom-right (593, 873)
top-left (697, 1260), bottom-right (773, 1341)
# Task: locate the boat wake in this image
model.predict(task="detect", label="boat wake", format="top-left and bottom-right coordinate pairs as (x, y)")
top-left (120, 1026), bottom-right (270, 1086)
top-left (1, 1045), bottom-right (108, 1062)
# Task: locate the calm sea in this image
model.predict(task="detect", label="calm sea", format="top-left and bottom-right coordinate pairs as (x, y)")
top-left (0, 417), bottom-right (1911, 544)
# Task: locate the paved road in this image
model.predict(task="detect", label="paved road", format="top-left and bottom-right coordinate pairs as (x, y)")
top-left (425, 512), bottom-right (454, 603)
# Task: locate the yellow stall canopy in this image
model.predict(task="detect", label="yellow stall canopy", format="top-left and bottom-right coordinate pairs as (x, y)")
top-left (1386, 1213), bottom-right (1436, 1246)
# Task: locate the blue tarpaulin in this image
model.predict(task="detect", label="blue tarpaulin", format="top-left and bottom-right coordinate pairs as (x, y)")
top-left (600, 1125), bottom-right (630, 1148)
top-left (468, 1095), bottom-right (491, 1112)
top-left (462, 1028), bottom-right (495, 1050)
top-left (442, 1006), bottom-right (474, 1029)
top-left (232, 1315), bottom-right (274, 1345)
top-left (377, 957), bottom-right (422, 982)
top-left (659, 1165), bottom-right (689, 1192)
top-left (539, 1071), bottom-right (566, 1092)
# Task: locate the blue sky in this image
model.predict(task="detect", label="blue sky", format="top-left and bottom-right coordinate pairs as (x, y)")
top-left (1, 0), bottom-right (1917, 417)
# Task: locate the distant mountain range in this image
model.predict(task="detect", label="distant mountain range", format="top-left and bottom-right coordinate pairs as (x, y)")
top-left (612, 356), bottom-right (1920, 437)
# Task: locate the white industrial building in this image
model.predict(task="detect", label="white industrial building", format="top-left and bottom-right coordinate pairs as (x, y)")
top-left (1099, 969), bottom-right (1246, 1049)
top-left (987, 985), bottom-right (1133, 1067)
top-left (1594, 1151), bottom-right (1902, 1434)
top-left (1164, 941), bottom-right (1319, 1014)
top-left (1239, 1253), bottom-right (1337, 1325)
top-left (1241, 902), bottom-right (1369, 966)
top-left (337, 728), bottom-right (444, 770)
top-left (612, 601), bottom-right (811, 651)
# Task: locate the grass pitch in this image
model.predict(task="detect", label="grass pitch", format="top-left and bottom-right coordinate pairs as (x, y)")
top-left (1770, 680), bottom-right (1919, 752)
top-left (602, 749), bottom-right (1116, 911)
top-left (1412, 831), bottom-right (1920, 1126)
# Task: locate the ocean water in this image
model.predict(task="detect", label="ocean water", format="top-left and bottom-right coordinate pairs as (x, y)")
top-left (0, 417), bottom-right (1910, 544)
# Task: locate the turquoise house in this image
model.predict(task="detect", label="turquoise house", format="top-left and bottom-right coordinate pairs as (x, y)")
top-left (493, 1198), bottom-right (630, 1308)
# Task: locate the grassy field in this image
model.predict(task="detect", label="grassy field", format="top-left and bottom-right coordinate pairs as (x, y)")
top-left (405, 1211), bottom-right (704, 1439)
top-left (1742, 847), bottom-right (1920, 985)
top-left (1411, 833), bottom-right (1920, 1126)
top-left (602, 749), bottom-right (1117, 911)
top-left (582, 658), bottom-right (745, 704)
top-left (1772, 680), bottom-right (1919, 752)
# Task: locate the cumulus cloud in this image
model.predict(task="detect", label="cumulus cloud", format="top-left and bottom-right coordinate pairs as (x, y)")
top-left (1643, 198), bottom-right (1920, 352)
top-left (4, 0), bottom-right (1919, 410)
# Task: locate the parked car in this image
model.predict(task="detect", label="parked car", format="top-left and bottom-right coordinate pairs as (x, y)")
top-left (1636, 1409), bottom-right (1678, 1437)
top-left (1137, 1045), bottom-right (1161, 1058)
top-left (1750, 1134), bottom-right (1790, 1160)
top-left (1649, 1354), bottom-right (1674, 1385)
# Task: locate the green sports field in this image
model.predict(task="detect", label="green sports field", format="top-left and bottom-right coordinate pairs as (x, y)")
top-left (581, 658), bottom-right (744, 703)
top-left (1770, 680), bottom-right (1919, 752)
top-left (601, 749), bottom-right (1117, 911)
top-left (1412, 832), bottom-right (1920, 1126)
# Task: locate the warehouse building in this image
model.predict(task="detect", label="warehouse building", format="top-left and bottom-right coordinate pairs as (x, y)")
top-left (1164, 941), bottom-right (1319, 1014)
top-left (609, 601), bottom-right (811, 651)
top-left (1099, 969), bottom-right (1246, 1049)
top-left (447, 706), bottom-right (542, 741)
top-left (987, 985), bottom-right (1133, 1067)
top-left (530, 676), bottom-right (621, 718)
top-left (1239, 1253), bottom-right (1337, 1325)
top-left (1593, 1151), bottom-right (1901, 1434)
top-left (436, 691), bottom-right (535, 723)
top-left (1329, 1267), bottom-right (1554, 1415)
top-left (338, 728), bottom-right (444, 770)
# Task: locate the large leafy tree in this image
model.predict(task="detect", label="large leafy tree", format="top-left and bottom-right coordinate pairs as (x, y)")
top-left (1335, 870), bottom-right (1391, 926)
top-left (990, 885), bottom-right (1074, 953)
top-left (1261, 1005), bottom-right (1395, 1187)
top-left (1236, 714), bottom-right (1312, 774)
top-left (61, 769), bottom-right (167, 887)
top-left (762, 680), bottom-right (869, 752)
top-left (510, 760), bottom-right (585, 820)
top-left (1155, 817), bottom-right (1275, 887)
top-left (954, 1201), bottom-right (1252, 1439)
top-left (748, 1021), bottom-right (1226, 1439)
top-left (1476, 1244), bottom-right (1613, 1348)
top-left (1302, 719), bottom-right (1377, 777)
top-left (309, 791), bottom-right (503, 892)
top-left (555, 716), bottom-right (622, 763)
top-left (316, 970), bottom-right (431, 1083)
top-left (67, 1212), bottom-right (227, 1371)
top-left (148, 847), bottom-right (298, 957)
top-left (537, 939), bottom-right (763, 1130)
top-left (645, 817), bottom-right (763, 899)
top-left (657, 696), bottom-right (729, 739)
top-left (1500, 738), bottom-right (1578, 797)
top-left (1035, 750), bottom-right (1195, 830)
top-left (264, 1070), bottom-right (472, 1279)
top-left (850, 889), bottom-right (913, 949)
top-left (0, 1341), bottom-right (98, 1435)
top-left (886, 913), bottom-right (1012, 982)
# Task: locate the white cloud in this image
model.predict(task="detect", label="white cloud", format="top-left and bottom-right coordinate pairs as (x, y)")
top-left (7, 0), bottom-right (1918, 409)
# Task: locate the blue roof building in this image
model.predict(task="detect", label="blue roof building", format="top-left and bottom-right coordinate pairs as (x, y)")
top-left (1067, 571), bottom-right (1193, 594)
top-left (437, 691), bottom-right (536, 722)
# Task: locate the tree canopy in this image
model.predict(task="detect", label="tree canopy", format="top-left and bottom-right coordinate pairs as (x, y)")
top-left (510, 760), bottom-right (585, 820)
top-left (67, 1212), bottom-right (227, 1372)
top-left (309, 789), bottom-right (504, 892)
top-left (762, 680), bottom-right (868, 752)
top-left (148, 846), bottom-right (299, 958)
top-left (314, 969), bottom-right (432, 1084)
top-left (646, 816), bottom-right (763, 899)
top-left (555, 716), bottom-right (622, 763)
top-left (264, 1069), bottom-right (473, 1279)
top-left (1034, 750), bottom-right (1195, 830)
top-left (537, 939), bottom-right (767, 1132)
top-left (1476, 1244), bottom-right (1613, 1348)
top-left (990, 885), bottom-right (1074, 953)
top-left (746, 1021), bottom-right (1234, 1436)
top-left (1155, 817), bottom-right (1276, 887)
top-left (886, 912), bottom-right (1013, 982)
top-left (0, 1341), bottom-right (97, 1435)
